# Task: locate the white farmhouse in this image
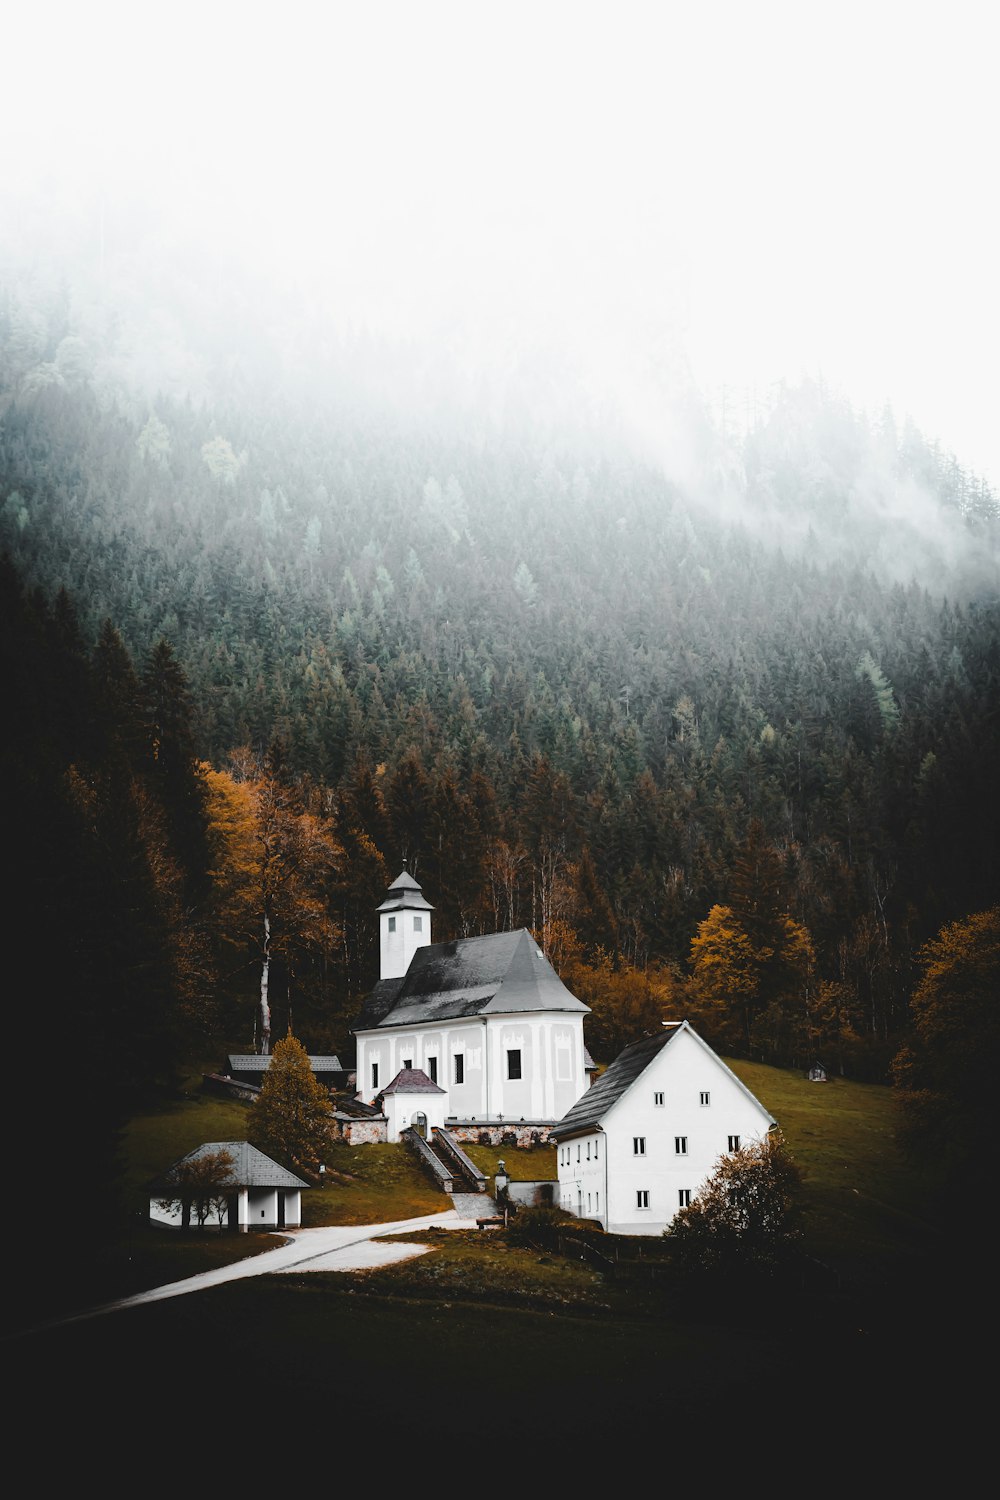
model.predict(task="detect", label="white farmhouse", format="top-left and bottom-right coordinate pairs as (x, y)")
top-left (352, 868), bottom-right (591, 1130)
top-left (551, 1021), bottom-right (776, 1235)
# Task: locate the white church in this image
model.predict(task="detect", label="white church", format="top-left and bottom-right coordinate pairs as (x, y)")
top-left (352, 869), bottom-right (591, 1135)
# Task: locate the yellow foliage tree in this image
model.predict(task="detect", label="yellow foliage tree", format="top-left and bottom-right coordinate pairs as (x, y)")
top-left (203, 754), bottom-right (341, 1053)
top-left (687, 902), bottom-right (814, 1057)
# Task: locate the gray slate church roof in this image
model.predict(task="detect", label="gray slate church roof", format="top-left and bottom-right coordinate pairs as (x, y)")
top-left (354, 928), bottom-right (590, 1032)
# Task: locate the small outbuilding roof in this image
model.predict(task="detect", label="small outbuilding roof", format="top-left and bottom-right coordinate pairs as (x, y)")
top-left (227, 1053), bottom-right (342, 1075)
top-left (150, 1140), bottom-right (309, 1192)
top-left (377, 1067), bottom-right (447, 1097)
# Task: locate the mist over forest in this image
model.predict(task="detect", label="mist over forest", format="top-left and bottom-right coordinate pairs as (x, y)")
top-left (4, 5), bottom-right (1000, 1238)
top-left (4, 228), bottom-right (1000, 1048)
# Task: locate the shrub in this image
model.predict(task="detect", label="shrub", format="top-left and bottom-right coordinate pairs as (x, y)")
top-left (505, 1206), bottom-right (566, 1251)
top-left (665, 1131), bottom-right (802, 1279)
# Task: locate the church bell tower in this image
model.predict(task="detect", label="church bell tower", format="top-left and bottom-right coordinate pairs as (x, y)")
top-left (377, 867), bottom-right (434, 980)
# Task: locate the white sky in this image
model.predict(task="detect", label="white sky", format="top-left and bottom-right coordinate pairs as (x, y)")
top-left (3, 0), bottom-right (998, 483)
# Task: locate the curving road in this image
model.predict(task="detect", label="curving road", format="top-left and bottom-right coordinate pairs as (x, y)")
top-left (39, 1207), bottom-right (470, 1330)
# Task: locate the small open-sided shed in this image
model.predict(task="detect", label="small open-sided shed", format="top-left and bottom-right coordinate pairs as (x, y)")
top-left (149, 1140), bottom-right (309, 1233)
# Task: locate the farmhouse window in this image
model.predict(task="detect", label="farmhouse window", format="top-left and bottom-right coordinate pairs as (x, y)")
top-left (654, 1091), bottom-right (664, 1106)
top-left (633, 1137), bottom-right (646, 1155)
top-left (728, 1135), bottom-right (741, 1152)
top-left (700, 1091), bottom-right (710, 1106)
top-left (675, 1136), bottom-right (688, 1155)
top-left (678, 1189), bottom-right (691, 1207)
top-left (637, 1190), bottom-right (650, 1209)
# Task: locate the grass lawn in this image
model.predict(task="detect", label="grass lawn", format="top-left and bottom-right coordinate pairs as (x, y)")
top-left (460, 1141), bottom-right (556, 1181)
top-left (301, 1142), bottom-right (445, 1225)
top-left (13, 1058), bottom-right (983, 1479)
top-left (41, 1056), bottom-right (944, 1332)
top-left (350, 1225), bottom-right (608, 1314)
top-left (722, 1057), bottom-right (942, 1285)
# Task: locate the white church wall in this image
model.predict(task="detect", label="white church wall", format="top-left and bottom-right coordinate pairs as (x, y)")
top-left (484, 1014), bottom-right (586, 1121)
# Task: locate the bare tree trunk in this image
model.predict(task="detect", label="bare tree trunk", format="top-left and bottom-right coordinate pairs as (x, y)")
top-left (260, 909), bottom-right (272, 1055)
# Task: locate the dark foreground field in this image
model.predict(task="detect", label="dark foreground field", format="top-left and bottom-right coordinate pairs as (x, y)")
top-left (7, 1060), bottom-right (990, 1480)
top-left (10, 1256), bottom-right (985, 1482)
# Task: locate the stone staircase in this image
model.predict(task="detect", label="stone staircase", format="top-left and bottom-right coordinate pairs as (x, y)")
top-left (402, 1124), bottom-right (490, 1195)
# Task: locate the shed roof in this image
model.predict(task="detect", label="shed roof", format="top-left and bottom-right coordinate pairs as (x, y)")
top-left (150, 1140), bottom-right (309, 1192)
top-left (353, 928), bottom-right (589, 1031)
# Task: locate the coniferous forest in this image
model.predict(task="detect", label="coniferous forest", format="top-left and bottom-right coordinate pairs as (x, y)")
top-left (3, 257), bottom-right (999, 1228)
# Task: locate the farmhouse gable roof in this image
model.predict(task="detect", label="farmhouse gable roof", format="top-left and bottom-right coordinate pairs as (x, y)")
top-left (550, 1021), bottom-right (777, 1141)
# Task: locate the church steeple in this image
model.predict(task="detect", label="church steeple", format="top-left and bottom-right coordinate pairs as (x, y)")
top-left (376, 865), bottom-right (434, 979)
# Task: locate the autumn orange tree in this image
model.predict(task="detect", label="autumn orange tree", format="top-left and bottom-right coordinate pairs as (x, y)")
top-left (204, 747), bottom-right (341, 1054)
top-left (686, 822), bottom-right (815, 1060)
top-left (687, 902), bottom-right (815, 1048)
top-left (892, 905), bottom-right (1000, 1186)
top-left (666, 1131), bottom-right (803, 1278)
top-left (247, 1033), bottom-right (333, 1181)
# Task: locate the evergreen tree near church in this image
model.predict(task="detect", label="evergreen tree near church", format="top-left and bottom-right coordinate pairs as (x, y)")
top-left (246, 1033), bottom-right (334, 1182)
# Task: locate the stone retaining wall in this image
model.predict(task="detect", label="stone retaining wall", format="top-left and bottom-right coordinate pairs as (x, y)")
top-left (333, 1117), bottom-right (388, 1145)
top-left (445, 1121), bottom-right (554, 1148)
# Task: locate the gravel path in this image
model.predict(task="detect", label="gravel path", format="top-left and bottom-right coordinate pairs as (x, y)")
top-left (32, 1207), bottom-right (471, 1331)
